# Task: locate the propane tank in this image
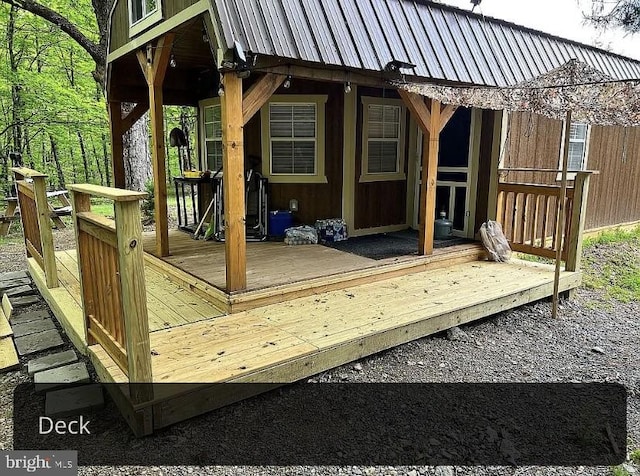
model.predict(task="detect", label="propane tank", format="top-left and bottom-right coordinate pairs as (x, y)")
top-left (434, 211), bottom-right (453, 240)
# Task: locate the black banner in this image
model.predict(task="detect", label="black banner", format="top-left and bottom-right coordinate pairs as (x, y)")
top-left (13, 382), bottom-right (626, 466)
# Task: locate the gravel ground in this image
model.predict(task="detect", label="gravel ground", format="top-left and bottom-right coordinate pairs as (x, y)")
top-left (0, 222), bottom-right (638, 476)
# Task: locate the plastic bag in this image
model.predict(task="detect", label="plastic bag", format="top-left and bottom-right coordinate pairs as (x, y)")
top-left (284, 225), bottom-right (318, 245)
top-left (480, 220), bottom-right (512, 262)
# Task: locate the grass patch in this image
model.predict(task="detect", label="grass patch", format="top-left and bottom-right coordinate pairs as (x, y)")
top-left (631, 448), bottom-right (640, 465)
top-left (514, 252), bottom-right (554, 264)
top-left (611, 465), bottom-right (630, 476)
top-left (582, 226), bottom-right (640, 302)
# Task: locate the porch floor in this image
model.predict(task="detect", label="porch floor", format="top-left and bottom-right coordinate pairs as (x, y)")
top-left (29, 252), bottom-right (581, 434)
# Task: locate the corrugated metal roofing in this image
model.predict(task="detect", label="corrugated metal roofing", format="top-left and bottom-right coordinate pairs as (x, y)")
top-left (210, 0), bottom-right (640, 86)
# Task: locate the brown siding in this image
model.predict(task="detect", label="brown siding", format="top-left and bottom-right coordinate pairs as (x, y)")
top-left (504, 112), bottom-right (640, 230)
top-left (354, 87), bottom-right (408, 230)
top-left (474, 110), bottom-right (496, 233)
top-left (244, 80), bottom-right (344, 226)
top-left (109, 0), bottom-right (200, 53)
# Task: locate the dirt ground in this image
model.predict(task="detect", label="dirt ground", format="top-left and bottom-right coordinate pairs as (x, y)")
top-left (0, 222), bottom-right (638, 476)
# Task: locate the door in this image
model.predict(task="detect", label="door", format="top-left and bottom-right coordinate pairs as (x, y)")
top-left (412, 108), bottom-right (478, 238)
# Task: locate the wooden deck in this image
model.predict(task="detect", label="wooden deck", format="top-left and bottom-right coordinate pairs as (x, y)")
top-left (30, 252), bottom-right (581, 435)
top-left (142, 229), bottom-right (487, 312)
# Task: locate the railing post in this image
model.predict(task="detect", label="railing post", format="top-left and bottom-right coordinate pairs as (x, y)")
top-left (565, 172), bottom-right (591, 272)
top-left (70, 190), bottom-right (92, 344)
top-left (114, 198), bottom-right (153, 403)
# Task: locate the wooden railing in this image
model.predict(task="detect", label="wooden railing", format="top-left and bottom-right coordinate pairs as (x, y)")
top-left (11, 167), bottom-right (58, 288)
top-left (68, 184), bottom-right (152, 402)
top-left (496, 172), bottom-right (591, 271)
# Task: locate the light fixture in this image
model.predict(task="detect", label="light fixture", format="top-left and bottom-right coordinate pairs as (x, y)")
top-left (289, 198), bottom-right (299, 212)
top-left (202, 28), bottom-right (209, 43)
top-left (384, 59), bottom-right (416, 72)
top-left (218, 76), bottom-right (225, 97)
top-left (283, 75), bottom-right (292, 89)
top-left (344, 81), bottom-right (352, 94)
top-left (169, 54), bottom-right (177, 68)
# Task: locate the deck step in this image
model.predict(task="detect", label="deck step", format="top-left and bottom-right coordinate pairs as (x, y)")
top-left (12, 318), bottom-right (56, 338)
top-left (0, 270), bottom-right (29, 281)
top-left (9, 310), bottom-right (49, 325)
top-left (0, 307), bottom-right (12, 338)
top-left (45, 384), bottom-right (104, 417)
top-left (3, 285), bottom-right (35, 297)
top-left (14, 329), bottom-right (64, 356)
top-left (34, 362), bottom-right (90, 394)
top-left (28, 350), bottom-right (78, 375)
top-left (0, 277), bottom-right (32, 292)
top-left (0, 337), bottom-right (19, 372)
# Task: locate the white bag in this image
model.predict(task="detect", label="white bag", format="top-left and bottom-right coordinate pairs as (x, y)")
top-left (480, 221), bottom-right (512, 262)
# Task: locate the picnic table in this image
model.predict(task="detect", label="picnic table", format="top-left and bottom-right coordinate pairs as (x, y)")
top-left (0, 189), bottom-right (72, 237)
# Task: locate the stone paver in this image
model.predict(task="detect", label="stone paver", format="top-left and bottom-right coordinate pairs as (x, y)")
top-left (0, 277), bottom-right (32, 291)
top-left (34, 362), bottom-right (90, 393)
top-left (5, 285), bottom-right (34, 297)
top-left (0, 270), bottom-right (29, 280)
top-left (14, 329), bottom-right (63, 356)
top-left (12, 318), bottom-right (56, 338)
top-left (45, 384), bottom-right (104, 418)
top-left (9, 310), bottom-right (49, 325)
top-left (28, 350), bottom-right (78, 375)
top-left (9, 295), bottom-right (39, 308)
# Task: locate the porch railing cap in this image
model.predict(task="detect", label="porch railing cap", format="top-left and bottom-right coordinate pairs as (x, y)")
top-left (67, 184), bottom-right (148, 202)
top-left (10, 167), bottom-right (47, 178)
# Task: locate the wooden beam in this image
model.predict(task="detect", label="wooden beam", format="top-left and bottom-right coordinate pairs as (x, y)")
top-left (108, 102), bottom-right (126, 189)
top-left (114, 199), bottom-right (153, 403)
top-left (138, 36), bottom-right (173, 257)
top-left (242, 73), bottom-right (286, 125)
top-left (439, 104), bottom-right (458, 133)
top-left (33, 176), bottom-right (58, 288)
top-left (418, 99), bottom-right (442, 255)
top-left (398, 89), bottom-right (432, 135)
top-left (257, 64), bottom-right (388, 89)
top-left (121, 102), bottom-right (149, 133)
top-left (220, 73), bottom-right (247, 291)
top-left (565, 172), bottom-right (591, 272)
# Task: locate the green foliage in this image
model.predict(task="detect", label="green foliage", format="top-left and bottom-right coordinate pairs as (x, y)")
top-left (141, 180), bottom-right (155, 224)
top-left (611, 465), bottom-right (631, 476)
top-left (630, 448), bottom-right (640, 465)
top-left (587, 0), bottom-right (640, 34)
top-left (584, 226), bottom-right (640, 247)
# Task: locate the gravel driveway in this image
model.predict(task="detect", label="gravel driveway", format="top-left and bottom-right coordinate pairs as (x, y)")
top-left (1, 224), bottom-right (638, 476)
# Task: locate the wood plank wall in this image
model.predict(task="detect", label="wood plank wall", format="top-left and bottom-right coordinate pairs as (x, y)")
top-left (503, 111), bottom-right (640, 231)
top-left (244, 81), bottom-right (344, 226)
top-left (109, 0), bottom-right (200, 52)
top-left (354, 87), bottom-right (408, 230)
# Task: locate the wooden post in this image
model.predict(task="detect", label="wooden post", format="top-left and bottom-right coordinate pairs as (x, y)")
top-left (137, 34), bottom-right (174, 258)
top-left (32, 176), bottom-right (58, 288)
top-left (114, 199), bottom-right (153, 403)
top-left (552, 110), bottom-right (572, 318)
top-left (418, 99), bottom-right (442, 255)
top-left (566, 171), bottom-right (591, 272)
top-left (220, 73), bottom-right (247, 291)
top-left (70, 190), bottom-right (92, 344)
top-left (109, 102), bottom-right (126, 189)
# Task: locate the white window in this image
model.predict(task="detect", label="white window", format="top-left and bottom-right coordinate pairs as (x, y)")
top-left (558, 122), bottom-right (590, 180)
top-left (128, 0), bottom-right (162, 36)
top-left (261, 95), bottom-right (328, 183)
top-left (198, 99), bottom-right (224, 171)
top-left (361, 97), bottom-right (406, 182)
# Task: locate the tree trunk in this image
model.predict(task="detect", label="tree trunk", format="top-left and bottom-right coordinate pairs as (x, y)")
top-left (78, 131), bottom-right (89, 182)
top-left (101, 132), bottom-right (110, 187)
top-left (8, 6), bottom-right (23, 154)
top-left (49, 134), bottom-right (64, 188)
top-left (122, 103), bottom-right (151, 191)
top-left (92, 140), bottom-right (104, 185)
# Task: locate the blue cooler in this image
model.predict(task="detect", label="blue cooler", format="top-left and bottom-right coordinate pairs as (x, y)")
top-left (268, 210), bottom-right (293, 237)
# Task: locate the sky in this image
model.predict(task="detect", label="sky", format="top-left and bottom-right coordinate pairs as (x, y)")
top-left (440, 0), bottom-right (640, 61)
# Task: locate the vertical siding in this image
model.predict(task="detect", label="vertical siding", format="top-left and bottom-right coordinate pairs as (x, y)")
top-left (244, 81), bottom-right (344, 226)
top-left (354, 87), bottom-right (408, 230)
top-left (109, 0), bottom-right (201, 52)
top-left (504, 112), bottom-right (640, 231)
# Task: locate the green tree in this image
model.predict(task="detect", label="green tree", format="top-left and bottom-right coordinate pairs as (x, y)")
top-left (586, 0), bottom-right (640, 34)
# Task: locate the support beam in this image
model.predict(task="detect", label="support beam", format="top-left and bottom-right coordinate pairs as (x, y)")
top-left (418, 99), bottom-right (442, 255)
top-left (121, 102), bottom-right (149, 133)
top-left (137, 33), bottom-right (174, 258)
top-left (242, 73), bottom-right (286, 125)
top-left (398, 90), bottom-right (432, 135)
top-left (221, 73), bottom-right (247, 291)
top-left (108, 102), bottom-right (125, 189)
top-left (565, 171), bottom-right (592, 272)
top-left (439, 104), bottom-right (459, 133)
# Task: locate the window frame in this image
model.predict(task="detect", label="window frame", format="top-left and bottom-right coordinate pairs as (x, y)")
top-left (557, 121), bottom-right (591, 181)
top-left (199, 98), bottom-right (223, 172)
top-left (360, 96), bottom-right (407, 183)
top-left (260, 95), bottom-right (328, 184)
top-left (128, 0), bottom-right (163, 37)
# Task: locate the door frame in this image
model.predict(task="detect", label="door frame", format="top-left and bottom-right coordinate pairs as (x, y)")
top-left (410, 108), bottom-right (482, 239)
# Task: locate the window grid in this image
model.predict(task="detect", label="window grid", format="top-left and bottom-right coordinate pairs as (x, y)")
top-left (269, 103), bottom-right (317, 175)
top-left (131, 0), bottom-right (158, 25)
top-left (203, 104), bottom-right (223, 171)
top-left (367, 104), bottom-right (401, 174)
top-left (567, 122), bottom-right (588, 171)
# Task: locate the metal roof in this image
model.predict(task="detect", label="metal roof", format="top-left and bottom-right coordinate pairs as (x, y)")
top-left (210, 0), bottom-right (640, 86)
